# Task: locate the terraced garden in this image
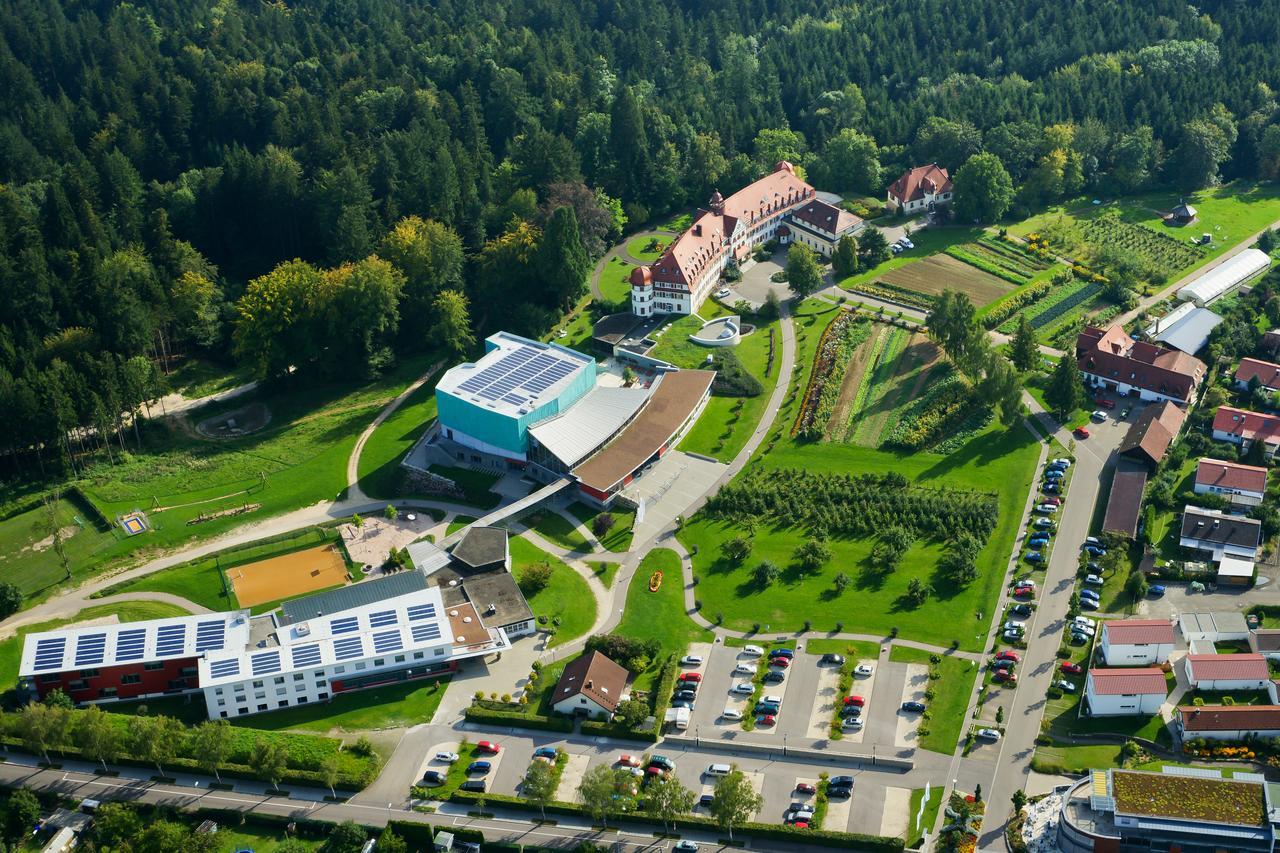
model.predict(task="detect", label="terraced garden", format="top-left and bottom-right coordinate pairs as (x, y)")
top-left (879, 254), bottom-right (1013, 306)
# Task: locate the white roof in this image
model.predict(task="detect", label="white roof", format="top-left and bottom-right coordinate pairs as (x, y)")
top-left (1146, 305), bottom-right (1222, 354)
top-left (198, 586), bottom-right (460, 687)
top-left (527, 385), bottom-right (652, 467)
top-left (20, 611), bottom-right (252, 678)
top-left (1178, 249), bottom-right (1272, 305)
top-left (437, 331), bottom-right (594, 418)
top-left (1218, 556), bottom-right (1255, 578)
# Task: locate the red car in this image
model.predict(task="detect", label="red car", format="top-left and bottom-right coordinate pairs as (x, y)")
top-left (756, 714), bottom-right (777, 727)
top-left (791, 821), bottom-right (810, 829)
top-left (1042, 496), bottom-right (1062, 506)
top-left (770, 657), bottom-right (790, 669)
top-left (995, 651), bottom-right (1020, 663)
top-left (678, 672), bottom-right (702, 683)
top-left (476, 741), bottom-right (501, 755)
top-left (993, 670), bottom-right (1017, 684)
top-left (617, 754), bottom-right (641, 768)
top-left (843, 695), bottom-right (866, 707)
top-left (1061, 662), bottom-right (1084, 675)
top-left (796, 782), bottom-right (816, 794)
top-left (1095, 398), bottom-right (1115, 409)
top-left (1013, 586), bottom-right (1035, 598)
top-left (1074, 427), bottom-right (1090, 439)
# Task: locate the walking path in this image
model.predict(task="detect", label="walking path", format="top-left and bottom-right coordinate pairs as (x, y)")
top-left (343, 362), bottom-right (441, 504)
top-left (587, 229), bottom-right (676, 302)
top-left (153, 378), bottom-right (259, 419)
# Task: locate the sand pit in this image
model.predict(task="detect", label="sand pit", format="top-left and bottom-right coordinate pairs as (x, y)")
top-left (229, 544), bottom-right (349, 608)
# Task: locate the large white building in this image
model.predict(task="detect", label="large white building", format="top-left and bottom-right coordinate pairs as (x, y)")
top-left (1177, 248), bottom-right (1272, 307)
top-left (1075, 326), bottom-right (1206, 406)
top-left (1099, 620), bottom-right (1177, 666)
top-left (1085, 668), bottom-right (1167, 716)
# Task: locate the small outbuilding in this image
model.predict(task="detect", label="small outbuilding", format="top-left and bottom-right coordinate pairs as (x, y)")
top-left (1165, 199), bottom-right (1198, 226)
top-left (1248, 629), bottom-right (1280, 660)
top-left (1180, 611), bottom-right (1250, 644)
top-left (1177, 248), bottom-right (1272, 307)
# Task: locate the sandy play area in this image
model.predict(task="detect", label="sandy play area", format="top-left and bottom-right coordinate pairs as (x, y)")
top-left (229, 544), bottom-right (349, 608)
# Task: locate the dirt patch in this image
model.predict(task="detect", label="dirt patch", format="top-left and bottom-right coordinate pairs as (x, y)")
top-left (195, 402), bottom-right (272, 439)
top-left (881, 254), bottom-right (1012, 305)
top-left (229, 544), bottom-right (349, 608)
top-left (21, 525), bottom-right (81, 554)
top-left (823, 327), bottom-right (880, 438)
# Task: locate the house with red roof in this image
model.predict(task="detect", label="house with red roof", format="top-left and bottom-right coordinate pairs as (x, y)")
top-left (1076, 326), bottom-right (1207, 406)
top-left (1100, 620), bottom-right (1178, 666)
top-left (1194, 458), bottom-right (1268, 507)
top-left (886, 164), bottom-right (953, 215)
top-left (1175, 705), bottom-right (1280, 741)
top-left (1235, 357), bottom-right (1280, 393)
top-left (1085, 668), bottom-right (1168, 716)
top-left (1185, 654), bottom-right (1271, 691)
top-left (1212, 406), bottom-right (1280, 460)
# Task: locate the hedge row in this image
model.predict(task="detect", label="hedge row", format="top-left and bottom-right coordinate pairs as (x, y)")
top-left (987, 278), bottom-right (1055, 330)
top-left (463, 706), bottom-right (574, 733)
top-left (449, 791), bottom-right (904, 852)
top-left (854, 282), bottom-right (936, 310)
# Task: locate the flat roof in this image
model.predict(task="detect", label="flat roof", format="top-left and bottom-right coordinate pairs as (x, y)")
top-left (279, 572), bottom-right (427, 626)
top-left (434, 566), bottom-right (534, 630)
top-left (1147, 304), bottom-right (1223, 353)
top-left (436, 332), bottom-right (594, 418)
top-left (1218, 556), bottom-right (1256, 578)
top-left (1178, 248), bottom-right (1272, 304)
top-left (573, 369), bottom-right (714, 492)
top-left (21, 611), bottom-right (252, 678)
top-left (1111, 768), bottom-right (1267, 827)
top-left (1181, 611), bottom-right (1250, 635)
top-left (528, 385), bottom-right (651, 468)
top-left (450, 526), bottom-right (509, 569)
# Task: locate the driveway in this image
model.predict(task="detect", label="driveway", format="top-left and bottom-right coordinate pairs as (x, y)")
top-left (622, 450), bottom-right (726, 544)
top-left (724, 253), bottom-right (789, 308)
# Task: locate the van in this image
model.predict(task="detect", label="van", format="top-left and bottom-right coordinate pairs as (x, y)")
top-left (80, 799), bottom-right (101, 814)
top-left (460, 779), bottom-right (487, 793)
top-left (706, 763), bottom-right (732, 777)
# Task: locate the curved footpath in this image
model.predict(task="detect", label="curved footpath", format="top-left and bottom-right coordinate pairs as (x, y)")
top-left (587, 229), bottom-right (675, 301)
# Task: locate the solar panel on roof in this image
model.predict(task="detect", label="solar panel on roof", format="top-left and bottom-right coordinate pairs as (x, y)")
top-left (32, 637), bottom-right (67, 671)
top-left (251, 650), bottom-right (281, 676)
top-left (331, 616), bottom-right (359, 635)
top-left (114, 629), bottom-right (147, 662)
top-left (406, 603), bottom-right (436, 622)
top-left (291, 644), bottom-right (322, 669)
top-left (368, 610), bottom-right (397, 628)
top-left (412, 623), bottom-right (443, 643)
top-left (209, 659), bottom-right (240, 679)
top-left (155, 624), bottom-right (187, 657)
top-left (372, 630), bottom-right (403, 654)
top-left (74, 633), bottom-right (108, 666)
top-left (195, 620), bottom-right (226, 652)
top-left (333, 636), bottom-right (364, 661)
top-left (502, 393), bottom-right (526, 405)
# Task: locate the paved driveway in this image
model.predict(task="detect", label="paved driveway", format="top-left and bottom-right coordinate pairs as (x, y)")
top-left (724, 253), bottom-right (789, 308)
top-left (623, 450), bottom-right (726, 544)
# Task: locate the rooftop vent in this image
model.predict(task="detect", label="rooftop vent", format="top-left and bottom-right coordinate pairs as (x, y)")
top-left (463, 616), bottom-right (472, 624)
top-left (449, 610), bottom-right (459, 617)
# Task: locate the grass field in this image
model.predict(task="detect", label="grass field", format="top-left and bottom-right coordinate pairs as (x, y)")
top-left (590, 561), bottom-right (619, 587)
top-left (907, 786), bottom-right (944, 846)
top-left (237, 677), bottom-right (450, 733)
top-left (0, 601), bottom-right (192, 690)
top-left (526, 509), bottom-right (591, 552)
top-left (357, 377), bottom-right (439, 499)
top-left (0, 496), bottom-right (122, 595)
top-left (217, 826), bottom-right (323, 852)
top-left (446, 515), bottom-right (478, 535)
top-left (427, 465), bottom-right (502, 509)
top-left (880, 255), bottom-right (1014, 305)
top-left (837, 226), bottom-right (987, 291)
top-left (167, 357), bottom-right (252, 400)
top-left (599, 257), bottom-right (637, 304)
top-left (889, 646), bottom-right (978, 755)
top-left (510, 536), bottom-right (596, 648)
top-left (626, 235), bottom-right (668, 262)
top-left (566, 502), bottom-right (635, 552)
top-left (615, 548), bottom-right (714, 690)
top-left (803, 638), bottom-right (881, 660)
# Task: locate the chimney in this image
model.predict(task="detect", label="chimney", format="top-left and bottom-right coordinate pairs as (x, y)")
top-left (693, 224), bottom-right (702, 237)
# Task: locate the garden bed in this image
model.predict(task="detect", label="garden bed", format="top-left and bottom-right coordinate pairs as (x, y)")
top-left (879, 254), bottom-right (1013, 306)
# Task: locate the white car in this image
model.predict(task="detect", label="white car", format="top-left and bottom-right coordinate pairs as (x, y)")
top-left (734, 663), bottom-right (756, 675)
top-left (1051, 458), bottom-right (1072, 468)
top-left (1003, 620), bottom-right (1025, 632)
top-left (731, 683), bottom-right (754, 695)
top-left (716, 288), bottom-right (732, 299)
top-left (900, 237), bottom-right (915, 249)
top-left (721, 709), bottom-right (743, 721)
top-left (976, 728), bottom-right (1001, 741)
top-left (841, 717), bottom-right (864, 730)
top-left (854, 664), bottom-right (874, 676)
top-left (1091, 410), bottom-right (1107, 422)
top-left (741, 645), bottom-right (764, 657)
top-left (1055, 679), bottom-right (1077, 693)
top-left (1084, 574), bottom-right (1104, 586)
top-left (763, 694), bottom-right (783, 705)
top-left (1073, 616), bottom-right (1095, 628)
top-left (681, 655), bottom-right (704, 666)
top-left (434, 751), bottom-right (460, 763)
top-left (1035, 503), bottom-right (1059, 513)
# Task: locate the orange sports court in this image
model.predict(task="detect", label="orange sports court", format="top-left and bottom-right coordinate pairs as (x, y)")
top-left (228, 544), bottom-right (349, 608)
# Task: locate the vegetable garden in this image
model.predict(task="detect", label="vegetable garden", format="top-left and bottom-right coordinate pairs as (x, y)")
top-left (792, 312), bottom-right (872, 438)
top-left (1079, 213), bottom-right (1204, 275)
top-left (879, 255), bottom-right (1013, 306)
top-left (945, 235), bottom-right (1053, 285)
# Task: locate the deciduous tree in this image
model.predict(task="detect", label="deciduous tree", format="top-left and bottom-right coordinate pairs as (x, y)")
top-left (709, 767), bottom-right (764, 842)
top-left (786, 243), bottom-right (823, 298)
top-left (953, 153), bottom-right (1015, 223)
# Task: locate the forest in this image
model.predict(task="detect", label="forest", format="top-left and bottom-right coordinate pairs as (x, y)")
top-left (2, 0), bottom-right (1280, 478)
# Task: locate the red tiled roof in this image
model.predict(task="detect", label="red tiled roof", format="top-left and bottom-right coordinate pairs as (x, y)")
top-left (1118, 401), bottom-right (1185, 467)
top-left (1103, 619), bottom-right (1176, 646)
top-left (1087, 667), bottom-right (1167, 695)
top-left (1236, 358), bottom-right (1280, 391)
top-left (1102, 460), bottom-right (1147, 538)
top-left (1187, 654), bottom-right (1270, 682)
top-left (1213, 406), bottom-right (1280, 445)
top-left (888, 164), bottom-right (952, 204)
top-left (1196, 458), bottom-right (1268, 495)
top-left (1076, 325), bottom-right (1206, 403)
top-left (1177, 705), bottom-right (1280, 732)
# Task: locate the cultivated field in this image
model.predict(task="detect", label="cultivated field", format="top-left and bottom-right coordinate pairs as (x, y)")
top-left (880, 255), bottom-right (1013, 305)
top-left (837, 330), bottom-right (942, 447)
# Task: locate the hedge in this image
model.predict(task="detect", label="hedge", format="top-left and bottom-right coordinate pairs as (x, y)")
top-left (463, 706), bottom-right (574, 733)
top-left (449, 791), bottom-right (904, 852)
top-left (579, 719), bottom-right (659, 742)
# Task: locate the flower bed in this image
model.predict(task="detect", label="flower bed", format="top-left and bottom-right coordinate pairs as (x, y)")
top-left (852, 281), bottom-right (937, 310)
top-left (792, 313), bottom-right (870, 438)
top-left (945, 245), bottom-right (1033, 284)
top-left (990, 279), bottom-right (1056, 330)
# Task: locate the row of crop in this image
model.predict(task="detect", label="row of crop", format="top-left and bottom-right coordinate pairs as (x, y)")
top-left (945, 245), bottom-right (1032, 284)
top-left (990, 279), bottom-right (1057, 331)
top-left (1081, 215), bottom-right (1202, 272)
top-left (853, 281), bottom-right (936, 310)
top-left (963, 241), bottom-right (1044, 278)
top-left (843, 325), bottom-right (906, 444)
top-left (977, 234), bottom-right (1052, 270)
top-left (792, 313), bottom-right (870, 438)
top-left (1029, 280), bottom-right (1103, 330)
top-left (883, 371), bottom-right (976, 450)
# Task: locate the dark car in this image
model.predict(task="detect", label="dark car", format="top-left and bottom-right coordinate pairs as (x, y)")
top-left (1010, 604), bottom-right (1032, 617)
top-left (460, 780), bottom-right (487, 793)
top-left (698, 794), bottom-right (714, 808)
top-left (422, 770), bottom-right (445, 786)
top-left (902, 701), bottom-right (926, 713)
top-left (991, 658), bottom-right (1016, 671)
top-left (1043, 483), bottom-right (1061, 494)
top-left (674, 689), bottom-right (697, 702)
top-left (826, 785), bottom-right (852, 799)
top-left (533, 747), bottom-right (558, 760)
top-left (770, 648), bottom-right (795, 660)
top-left (1149, 584), bottom-right (1166, 597)
top-left (820, 653), bottom-right (845, 665)
top-left (757, 702), bottom-right (780, 716)
top-left (466, 761), bottom-right (491, 775)
top-left (763, 670), bottom-right (785, 684)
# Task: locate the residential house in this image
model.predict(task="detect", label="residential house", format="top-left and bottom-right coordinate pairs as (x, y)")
top-left (1099, 619), bottom-right (1177, 666)
top-left (1117, 401), bottom-right (1186, 468)
top-left (886, 164), bottom-right (953, 215)
top-left (1212, 406), bottom-right (1280, 459)
top-left (1235, 357), bottom-right (1280, 393)
top-left (1175, 705), bottom-right (1280, 741)
top-left (1076, 326), bottom-right (1206, 407)
top-left (1184, 654), bottom-right (1271, 691)
top-left (1084, 668), bottom-right (1168, 716)
top-left (551, 650), bottom-right (629, 719)
top-left (1194, 458), bottom-right (1269, 508)
top-left (1179, 506), bottom-right (1262, 561)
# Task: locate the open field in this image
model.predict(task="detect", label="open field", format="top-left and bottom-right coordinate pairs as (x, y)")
top-left (230, 543), bottom-right (349, 608)
top-left (357, 378), bottom-right (439, 499)
top-left (599, 256), bottom-right (637, 304)
top-left (0, 495), bottom-right (121, 595)
top-left (879, 254), bottom-right (1014, 305)
top-left (167, 357), bottom-right (253, 400)
top-left (615, 548), bottom-right (714, 690)
top-left (510, 537), bottom-right (596, 648)
top-left (837, 226), bottom-right (987, 291)
top-left (626, 234), bottom-right (668, 262)
top-left (237, 676), bottom-right (451, 733)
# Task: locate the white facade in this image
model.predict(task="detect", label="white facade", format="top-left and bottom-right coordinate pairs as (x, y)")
top-left (1179, 612), bottom-right (1250, 643)
top-left (1194, 479), bottom-right (1265, 507)
top-left (1079, 372), bottom-right (1188, 406)
top-left (552, 692), bottom-right (612, 719)
top-left (1100, 630), bottom-right (1176, 666)
top-left (1085, 677), bottom-right (1165, 716)
top-left (1184, 656), bottom-right (1270, 692)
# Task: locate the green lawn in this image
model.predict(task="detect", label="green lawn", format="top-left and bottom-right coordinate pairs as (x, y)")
top-left (657, 213), bottom-right (692, 232)
top-left (567, 502), bottom-right (635, 552)
top-left (615, 548), bottom-right (714, 690)
top-left (0, 601), bottom-right (192, 690)
top-left (889, 646), bottom-right (978, 755)
top-left (626, 235), bottom-right (668, 262)
top-left (357, 378), bottom-right (440, 499)
top-left (907, 786), bottom-right (944, 846)
top-left (167, 357), bottom-right (252, 400)
top-left (836, 226), bottom-right (987, 291)
top-left (804, 638), bottom-right (882, 660)
top-left (426, 465), bottom-right (502, 509)
top-left (446, 515), bottom-right (478, 535)
top-left (1033, 742), bottom-right (1128, 775)
top-left (589, 561), bottom-right (619, 588)
top-left (216, 826), bottom-right (323, 852)
top-left (236, 677), bottom-right (451, 733)
top-left (0, 497), bottom-right (122, 596)
top-left (511, 537), bottom-right (596, 648)
top-left (526, 510), bottom-right (591, 552)
top-left (599, 257), bottom-right (637, 304)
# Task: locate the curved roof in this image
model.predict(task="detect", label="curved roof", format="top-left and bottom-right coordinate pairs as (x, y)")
top-left (528, 385), bottom-right (651, 468)
top-left (1178, 249), bottom-right (1271, 305)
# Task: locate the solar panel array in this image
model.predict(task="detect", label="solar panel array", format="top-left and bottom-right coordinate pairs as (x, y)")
top-left (368, 610), bottom-right (398, 628)
top-left (411, 623), bottom-right (442, 644)
top-left (195, 620), bottom-right (226, 652)
top-left (291, 644), bottom-right (322, 669)
top-left (251, 650), bottom-right (281, 676)
top-left (32, 637), bottom-right (67, 671)
top-left (209, 659), bottom-right (240, 679)
top-left (331, 616), bottom-right (359, 635)
top-left (115, 629), bottom-right (147, 663)
top-left (155, 624), bottom-right (187, 657)
top-left (333, 636), bottom-right (364, 661)
top-left (74, 633), bottom-right (108, 667)
top-left (406, 603), bottom-right (436, 622)
top-left (372, 630), bottom-right (403, 654)
top-left (454, 345), bottom-right (580, 404)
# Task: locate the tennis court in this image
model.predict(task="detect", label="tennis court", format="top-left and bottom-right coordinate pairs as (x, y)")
top-left (228, 544), bottom-right (349, 608)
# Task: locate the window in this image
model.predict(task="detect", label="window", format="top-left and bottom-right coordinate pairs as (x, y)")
top-left (220, 711), bottom-right (228, 718)
top-left (355, 662), bottom-right (366, 671)
top-left (180, 666), bottom-right (197, 678)
top-left (234, 685), bottom-right (245, 693)
top-left (319, 692), bottom-right (329, 700)
top-left (121, 674), bottom-right (141, 685)
top-left (276, 687), bottom-right (286, 696)
top-left (395, 655), bottom-right (405, 664)
top-left (144, 662), bottom-right (164, 672)
top-left (252, 680), bottom-right (263, 688)
top-left (295, 683), bottom-right (305, 692)
top-left (298, 696), bottom-right (309, 704)
top-left (257, 704), bottom-right (268, 712)
top-left (237, 708), bottom-right (248, 715)
top-left (80, 669), bottom-right (99, 679)
top-left (99, 687), bottom-right (118, 698)
top-left (414, 652), bottom-right (424, 660)
top-left (255, 691), bottom-right (266, 700)
top-left (374, 658), bottom-right (385, 667)
top-left (334, 666), bottom-right (346, 674)
top-left (68, 680), bottom-right (87, 691)
top-left (39, 674), bottom-right (60, 684)
top-left (293, 673), bottom-right (304, 681)
top-left (278, 700), bottom-right (289, 708)
top-left (274, 676), bottom-right (285, 685)
top-left (435, 649), bottom-right (445, 656)
top-left (215, 687), bottom-right (224, 696)
top-left (217, 699), bottom-right (225, 707)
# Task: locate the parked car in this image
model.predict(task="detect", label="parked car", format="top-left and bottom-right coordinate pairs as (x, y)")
top-left (1010, 604), bottom-right (1033, 617)
top-left (734, 663), bottom-right (756, 675)
top-left (1149, 584), bottom-right (1166, 597)
top-left (995, 651), bottom-right (1020, 662)
top-left (1083, 544), bottom-right (1107, 557)
top-left (830, 775), bottom-right (855, 788)
top-left (460, 780), bottom-right (487, 793)
top-left (423, 770), bottom-right (445, 785)
top-left (1091, 410), bottom-right (1107, 422)
top-left (826, 784), bottom-right (852, 799)
top-left (618, 755), bottom-right (642, 767)
top-left (902, 701), bottom-right (926, 713)
top-left (1042, 483), bottom-right (1061, 494)
top-left (679, 672), bottom-right (702, 683)
top-left (844, 695), bottom-right (866, 707)
top-left (731, 683), bottom-right (754, 695)
top-left (991, 658), bottom-right (1016, 671)
top-left (757, 702), bottom-right (780, 715)
top-left (842, 717), bottom-right (864, 731)
top-left (1061, 662), bottom-right (1083, 675)
top-left (1051, 458), bottom-right (1072, 467)
top-left (680, 655), bottom-right (704, 666)
top-left (1014, 576), bottom-right (1037, 587)
top-left (721, 709), bottom-right (743, 721)
top-left (671, 700), bottom-right (694, 710)
top-left (855, 664), bottom-right (874, 676)
top-left (467, 761), bottom-right (492, 775)
top-left (1073, 623), bottom-right (1095, 636)
top-left (1084, 574), bottom-right (1104, 586)
top-left (786, 808), bottom-right (815, 823)
top-left (434, 751), bottom-right (459, 763)
top-left (755, 714), bottom-right (777, 727)
top-left (533, 747), bottom-right (558, 760)
top-left (1025, 551), bottom-right (1044, 563)
top-left (1003, 620), bottom-right (1025, 632)
top-left (1042, 496), bottom-right (1062, 506)
top-left (649, 755), bottom-right (675, 771)
top-left (1055, 680), bottom-right (1077, 693)
top-left (741, 645), bottom-right (764, 656)
top-left (993, 670), bottom-right (1016, 684)
top-left (796, 782), bottom-right (817, 794)
top-left (1034, 503), bottom-right (1059, 514)
top-left (674, 689), bottom-right (697, 702)
top-left (1043, 470), bottom-right (1064, 481)
top-left (770, 657), bottom-right (791, 669)
top-left (1084, 536), bottom-right (1101, 546)
top-left (699, 793), bottom-right (715, 808)
top-left (820, 653), bottom-right (845, 665)
top-left (763, 670), bottom-right (785, 684)
top-left (1074, 427), bottom-right (1090, 439)
top-left (841, 705), bottom-right (862, 719)
top-left (674, 842), bottom-right (699, 852)
top-left (1073, 616), bottom-right (1095, 627)
top-left (1013, 587), bottom-right (1035, 599)
top-left (476, 741), bottom-right (501, 755)
top-left (770, 648), bottom-right (795, 660)
top-left (1033, 518), bottom-right (1056, 529)
top-left (716, 288), bottom-right (731, 299)
top-left (1003, 629), bottom-right (1024, 642)
top-left (1095, 399), bottom-right (1115, 410)
top-left (1079, 599), bottom-right (1099, 611)
top-left (1121, 406), bottom-right (1131, 418)
top-left (976, 728), bottom-right (1002, 741)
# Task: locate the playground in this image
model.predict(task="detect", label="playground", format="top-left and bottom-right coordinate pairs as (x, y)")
top-left (228, 544), bottom-right (349, 608)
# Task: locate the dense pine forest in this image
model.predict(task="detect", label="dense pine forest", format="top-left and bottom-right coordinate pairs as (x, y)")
top-left (2, 0), bottom-right (1280, 476)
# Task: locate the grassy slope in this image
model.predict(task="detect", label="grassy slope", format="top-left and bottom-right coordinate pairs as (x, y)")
top-left (510, 537), bottom-right (596, 648)
top-left (567, 502), bottom-right (634, 552)
top-left (615, 548), bottom-right (714, 690)
top-left (599, 257), bottom-right (637, 303)
top-left (357, 378), bottom-right (440, 499)
top-left (890, 646), bottom-right (978, 755)
top-left (528, 511), bottom-right (591, 552)
top-left (236, 677), bottom-right (451, 733)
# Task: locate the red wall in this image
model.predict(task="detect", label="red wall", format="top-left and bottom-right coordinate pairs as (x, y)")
top-left (33, 656), bottom-right (199, 703)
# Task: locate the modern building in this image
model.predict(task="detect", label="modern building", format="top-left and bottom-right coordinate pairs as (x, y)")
top-left (1195, 458), bottom-right (1268, 507)
top-left (1177, 248), bottom-right (1272, 307)
top-left (1184, 653), bottom-right (1271, 691)
top-left (629, 162), bottom-right (818, 317)
top-left (1117, 400), bottom-right (1185, 468)
top-left (1218, 555), bottom-right (1258, 586)
top-left (1237, 357), bottom-right (1280, 393)
top-left (1084, 668), bottom-right (1167, 716)
top-left (1101, 459), bottom-right (1148, 539)
top-left (1180, 506), bottom-right (1262, 561)
top-left (1180, 611), bottom-right (1250, 644)
top-left (886, 164), bottom-right (953, 215)
top-left (1076, 326), bottom-right (1206, 406)
top-left (780, 198), bottom-right (865, 257)
top-left (1143, 301), bottom-right (1222, 354)
top-left (1213, 405), bottom-right (1280, 459)
top-left (408, 527), bottom-right (536, 640)
top-left (1099, 620), bottom-right (1177, 666)
top-left (1176, 705), bottom-right (1280, 741)
top-left (1057, 767), bottom-right (1279, 853)
top-left (551, 650), bottom-right (629, 719)
top-left (1249, 629), bottom-right (1280, 660)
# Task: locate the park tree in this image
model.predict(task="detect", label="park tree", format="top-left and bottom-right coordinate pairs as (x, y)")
top-left (517, 560), bottom-right (554, 595)
top-left (953, 153), bottom-right (1015, 223)
top-left (709, 767), bottom-right (764, 842)
top-left (831, 234), bottom-right (859, 279)
top-left (833, 572), bottom-right (851, 593)
top-left (786, 243), bottom-right (824, 298)
top-left (793, 537), bottom-right (831, 573)
top-left (90, 802), bottom-right (141, 849)
top-left (722, 535), bottom-right (753, 564)
top-left (645, 773), bottom-right (697, 833)
top-left (1045, 354), bottom-right (1084, 419)
top-left (5, 789), bottom-right (41, 843)
top-left (905, 577), bottom-right (930, 605)
top-left (1126, 570), bottom-right (1149, 599)
top-left (193, 719), bottom-right (232, 783)
top-left (537, 206), bottom-right (591, 310)
top-left (321, 753), bottom-right (342, 800)
top-left (753, 560), bottom-right (781, 587)
top-left (0, 582), bottom-right (23, 619)
top-left (579, 765), bottom-right (629, 826)
top-left (1010, 314), bottom-right (1039, 373)
top-left (522, 756), bottom-right (559, 819)
top-left (592, 512), bottom-right (616, 537)
top-left (821, 128), bottom-right (881, 192)
top-left (130, 715), bottom-right (184, 778)
top-left (251, 737), bottom-right (288, 791)
top-left (322, 821), bottom-right (369, 853)
top-left (981, 358), bottom-right (1025, 427)
top-left (76, 704), bottom-right (122, 772)
top-left (858, 225), bottom-right (891, 267)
